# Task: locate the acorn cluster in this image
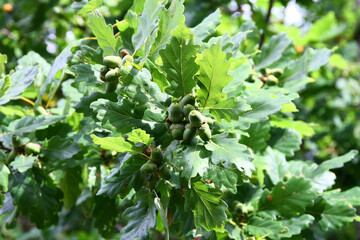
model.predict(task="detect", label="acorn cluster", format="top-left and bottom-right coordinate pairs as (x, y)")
top-left (140, 148), bottom-right (171, 189)
top-left (99, 53), bottom-right (134, 93)
top-left (7, 135), bottom-right (41, 162)
top-left (167, 94), bottom-right (214, 143)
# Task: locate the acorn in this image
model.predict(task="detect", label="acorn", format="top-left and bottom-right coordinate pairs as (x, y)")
top-left (170, 123), bottom-right (185, 140)
top-left (103, 55), bottom-right (121, 68)
top-left (189, 110), bottom-right (203, 127)
top-left (168, 103), bottom-right (184, 123)
top-left (105, 68), bottom-right (120, 82)
top-left (183, 123), bottom-right (196, 144)
top-left (25, 143), bottom-right (41, 156)
top-left (146, 175), bottom-right (158, 189)
top-left (179, 94), bottom-right (196, 108)
top-left (150, 148), bottom-right (164, 165)
top-left (197, 123), bottom-right (211, 142)
top-left (159, 165), bottom-right (171, 180)
top-left (182, 104), bottom-right (195, 121)
top-left (106, 81), bottom-right (118, 93)
top-left (100, 66), bottom-right (109, 81)
top-left (140, 161), bottom-right (158, 175)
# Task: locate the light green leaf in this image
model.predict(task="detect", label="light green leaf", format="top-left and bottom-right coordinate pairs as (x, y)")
top-left (91, 135), bottom-right (142, 154)
top-left (262, 147), bottom-right (288, 185)
top-left (209, 98), bottom-right (251, 123)
top-left (121, 189), bottom-right (157, 240)
top-left (186, 178), bottom-right (227, 231)
top-left (60, 167), bottom-right (82, 209)
top-left (10, 155), bottom-right (37, 173)
top-left (0, 66), bottom-right (38, 105)
top-left (205, 133), bottom-right (254, 177)
top-left (0, 162), bottom-right (9, 193)
top-left (274, 215), bottom-right (314, 239)
top-left (128, 129), bottom-right (154, 146)
top-left (313, 150), bottom-right (358, 176)
top-left (323, 187), bottom-right (360, 206)
top-left (150, 0), bottom-right (185, 57)
top-left (191, 9), bottom-right (221, 44)
top-left (259, 177), bottom-right (317, 216)
top-left (196, 42), bottom-right (232, 109)
top-left (78, 0), bottom-right (102, 14)
top-left (88, 13), bottom-right (119, 56)
top-left (270, 117), bottom-right (316, 137)
top-left (223, 63), bottom-right (252, 97)
top-left (132, 0), bottom-right (163, 53)
top-left (154, 197), bottom-right (169, 240)
top-left (254, 33), bottom-right (292, 70)
top-left (0, 53), bottom-right (7, 75)
top-left (307, 48), bottom-right (332, 72)
top-left (269, 128), bottom-right (302, 156)
top-left (177, 147), bottom-right (209, 181)
top-left (145, 59), bottom-right (169, 92)
top-left (0, 75), bottom-right (11, 99)
top-left (159, 24), bottom-right (199, 97)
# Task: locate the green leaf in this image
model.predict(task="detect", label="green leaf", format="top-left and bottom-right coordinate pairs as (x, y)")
top-left (144, 59), bottom-right (169, 92)
top-left (269, 128), bottom-right (302, 156)
top-left (223, 63), bottom-right (252, 97)
top-left (191, 9), bottom-right (221, 44)
top-left (132, 0), bottom-right (163, 53)
top-left (259, 177), bottom-right (317, 216)
top-left (313, 150), bottom-right (358, 176)
top-left (97, 156), bottom-right (146, 198)
top-left (206, 164), bottom-right (239, 194)
top-left (59, 167), bottom-right (82, 209)
top-left (93, 196), bottom-right (118, 238)
top-left (0, 66), bottom-right (38, 105)
top-left (128, 129), bottom-right (154, 146)
top-left (121, 189), bottom-right (157, 240)
top-left (186, 178), bottom-right (227, 231)
top-left (230, 91), bottom-right (298, 130)
top-left (209, 97), bottom-right (251, 123)
top-left (243, 216), bottom-right (283, 237)
top-left (262, 147), bottom-right (288, 185)
top-left (254, 33), bottom-right (292, 70)
top-left (10, 155), bottom-right (37, 173)
top-left (177, 147), bottom-right (209, 181)
top-left (91, 134), bottom-right (142, 154)
top-left (274, 215), bottom-right (314, 239)
top-left (240, 122), bottom-right (271, 152)
top-left (323, 187), bottom-right (360, 206)
top-left (11, 169), bottom-right (63, 229)
top-left (35, 40), bottom-right (82, 107)
top-left (196, 42), bottom-right (232, 109)
top-left (88, 13), bottom-right (120, 56)
top-left (205, 133), bottom-right (254, 177)
top-left (41, 136), bottom-right (82, 163)
top-left (0, 161), bottom-right (9, 193)
top-left (69, 64), bottom-right (99, 85)
top-left (150, 0), bottom-right (185, 57)
top-left (0, 115), bottom-right (65, 140)
top-left (78, 0), bottom-right (102, 15)
top-left (309, 199), bottom-right (356, 231)
top-left (159, 24), bottom-right (200, 97)
top-left (154, 197), bottom-right (169, 239)
top-left (0, 75), bottom-right (11, 99)
top-left (74, 91), bottom-right (117, 118)
top-left (0, 53), bottom-right (7, 75)
top-left (307, 48), bottom-right (332, 72)
top-left (270, 117), bottom-right (315, 137)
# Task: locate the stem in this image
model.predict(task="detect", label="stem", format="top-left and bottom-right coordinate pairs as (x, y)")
top-left (21, 97), bottom-right (35, 106)
top-left (259, 0), bottom-right (275, 49)
top-left (169, 161), bottom-right (181, 172)
top-left (45, 67), bottom-right (67, 109)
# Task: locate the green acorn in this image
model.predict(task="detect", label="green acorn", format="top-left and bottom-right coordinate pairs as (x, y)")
top-left (100, 66), bottom-right (109, 81)
top-left (106, 81), bottom-right (118, 93)
top-left (189, 110), bottom-right (203, 127)
top-left (159, 165), bottom-right (171, 180)
top-left (150, 148), bottom-right (164, 165)
top-left (146, 175), bottom-right (158, 189)
top-left (12, 135), bottom-right (21, 148)
top-left (103, 55), bottom-right (121, 68)
top-left (205, 117), bottom-right (215, 126)
top-left (105, 68), bottom-right (120, 82)
top-left (121, 55), bottom-right (134, 65)
top-left (182, 104), bottom-right (195, 121)
top-left (25, 143), bottom-right (41, 156)
top-left (170, 123), bottom-right (185, 140)
top-left (183, 123), bottom-right (196, 144)
top-left (168, 103), bottom-right (184, 123)
top-left (179, 94), bottom-right (196, 108)
top-left (140, 161), bottom-right (158, 175)
top-left (197, 123), bottom-right (211, 142)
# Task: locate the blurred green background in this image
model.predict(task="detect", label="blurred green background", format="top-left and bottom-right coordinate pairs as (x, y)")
top-left (1, 0), bottom-right (359, 239)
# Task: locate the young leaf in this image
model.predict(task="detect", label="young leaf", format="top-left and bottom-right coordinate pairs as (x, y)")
top-left (259, 177), bottom-right (317, 216)
top-left (88, 13), bottom-right (119, 56)
top-left (196, 42), bottom-right (232, 110)
top-left (121, 189), bottom-right (157, 240)
top-left (159, 24), bottom-right (200, 97)
top-left (132, 0), bottom-right (163, 53)
top-left (150, 0), bottom-right (185, 57)
top-left (186, 178), bottom-right (227, 231)
top-left (205, 133), bottom-right (254, 177)
top-left (128, 129), bottom-right (154, 146)
top-left (91, 135), bottom-right (142, 154)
